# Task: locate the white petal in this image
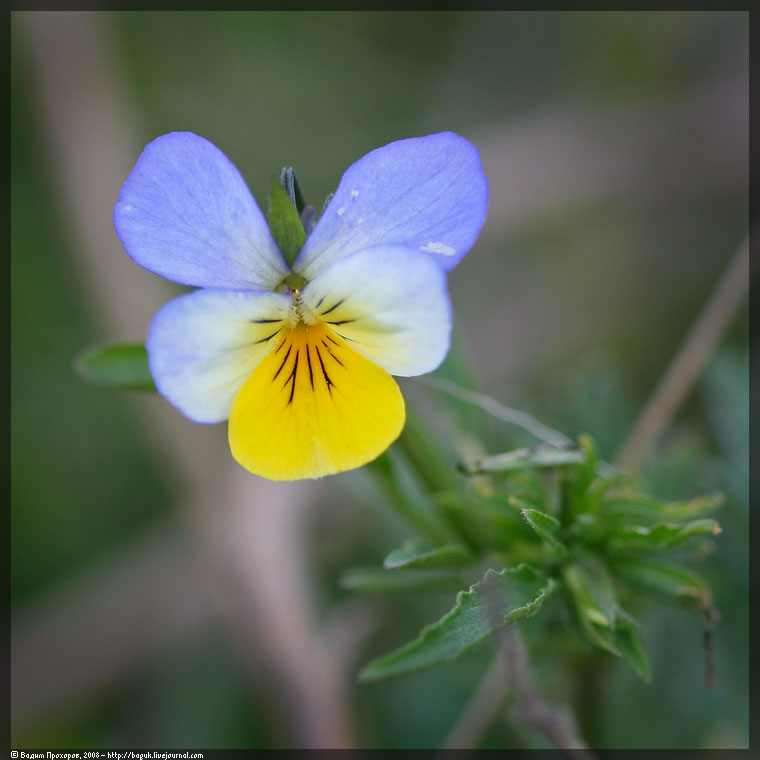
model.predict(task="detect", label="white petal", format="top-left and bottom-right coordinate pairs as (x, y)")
top-left (302, 246), bottom-right (451, 376)
top-left (147, 288), bottom-right (291, 423)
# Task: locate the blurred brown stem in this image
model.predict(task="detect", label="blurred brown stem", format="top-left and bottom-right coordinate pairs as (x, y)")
top-left (18, 12), bottom-right (359, 748)
top-left (442, 630), bottom-right (593, 754)
top-left (616, 232), bottom-right (751, 470)
top-left (440, 640), bottom-right (511, 751)
top-left (11, 524), bottom-right (214, 725)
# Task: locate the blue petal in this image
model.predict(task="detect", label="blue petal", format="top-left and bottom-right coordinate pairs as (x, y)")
top-left (114, 132), bottom-right (289, 289)
top-left (293, 132), bottom-right (488, 280)
top-left (147, 287), bottom-right (292, 423)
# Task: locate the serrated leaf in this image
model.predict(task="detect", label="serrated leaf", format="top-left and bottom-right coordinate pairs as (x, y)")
top-left (516, 503), bottom-right (565, 551)
top-left (611, 519), bottom-right (721, 552)
top-left (613, 557), bottom-right (713, 607)
top-left (465, 443), bottom-right (585, 475)
top-left (383, 543), bottom-right (474, 570)
top-left (359, 565), bottom-right (556, 681)
top-left (74, 342), bottom-right (155, 391)
top-left (268, 176), bottom-right (305, 266)
top-left (339, 567), bottom-right (463, 594)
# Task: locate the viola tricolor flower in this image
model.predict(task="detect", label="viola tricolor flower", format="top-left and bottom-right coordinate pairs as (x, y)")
top-left (114, 131), bottom-right (488, 480)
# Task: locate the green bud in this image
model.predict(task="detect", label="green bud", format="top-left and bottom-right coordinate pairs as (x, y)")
top-left (268, 173), bottom-right (306, 267)
top-left (280, 166), bottom-right (306, 213)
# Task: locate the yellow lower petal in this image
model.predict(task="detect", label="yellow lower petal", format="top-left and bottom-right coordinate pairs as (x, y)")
top-left (228, 321), bottom-right (405, 480)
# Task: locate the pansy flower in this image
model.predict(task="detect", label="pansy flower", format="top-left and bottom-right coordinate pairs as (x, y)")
top-left (114, 131), bottom-right (488, 480)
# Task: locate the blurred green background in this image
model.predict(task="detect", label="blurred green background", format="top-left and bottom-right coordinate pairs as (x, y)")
top-left (11, 11), bottom-right (748, 749)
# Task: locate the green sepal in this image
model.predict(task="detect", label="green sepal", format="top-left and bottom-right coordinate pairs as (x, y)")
top-left (359, 565), bottom-right (556, 681)
top-left (279, 166), bottom-right (305, 214)
top-left (268, 175), bottom-right (306, 267)
top-left (74, 341), bottom-right (155, 392)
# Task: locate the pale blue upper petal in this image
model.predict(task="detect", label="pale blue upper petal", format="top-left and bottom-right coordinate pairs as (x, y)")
top-left (293, 132), bottom-right (488, 280)
top-left (147, 288), bottom-right (291, 423)
top-left (302, 245), bottom-right (452, 377)
top-left (114, 132), bottom-right (289, 290)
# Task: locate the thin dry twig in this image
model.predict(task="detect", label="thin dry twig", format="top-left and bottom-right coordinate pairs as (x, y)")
top-left (616, 233), bottom-right (751, 470)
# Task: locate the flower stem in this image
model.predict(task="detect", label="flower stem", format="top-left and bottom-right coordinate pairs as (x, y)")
top-left (421, 375), bottom-right (572, 446)
top-left (367, 453), bottom-right (456, 546)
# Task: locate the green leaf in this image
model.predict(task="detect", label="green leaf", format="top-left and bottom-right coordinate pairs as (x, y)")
top-left (74, 342), bottom-right (155, 391)
top-left (268, 176), bottom-right (305, 266)
top-left (659, 493), bottom-right (725, 518)
top-left (464, 443), bottom-right (585, 475)
top-left (368, 450), bottom-right (458, 546)
top-left (434, 493), bottom-right (523, 553)
top-left (563, 555), bottom-right (650, 678)
top-left (610, 519), bottom-right (721, 552)
top-left (383, 542), bottom-right (474, 570)
top-left (613, 557), bottom-right (713, 607)
top-left (563, 555), bottom-right (620, 634)
top-left (359, 565), bottom-right (556, 681)
top-left (614, 617), bottom-right (651, 681)
top-left (601, 492), bottom-right (723, 522)
top-left (396, 411), bottom-right (460, 493)
top-left (581, 472), bottom-right (632, 515)
top-left (566, 433), bottom-right (599, 513)
top-left (515, 503), bottom-right (565, 551)
top-left (339, 567), bottom-right (464, 594)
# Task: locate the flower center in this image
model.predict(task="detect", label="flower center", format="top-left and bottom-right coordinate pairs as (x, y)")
top-left (287, 288), bottom-right (319, 327)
